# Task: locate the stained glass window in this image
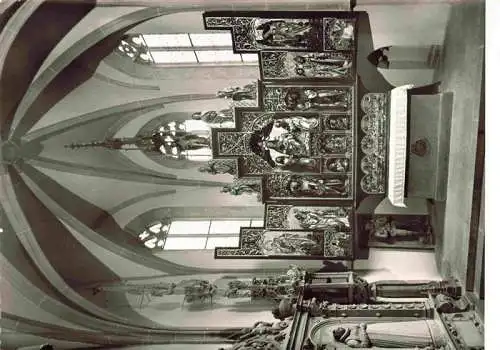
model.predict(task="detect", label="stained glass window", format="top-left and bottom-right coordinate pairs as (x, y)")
top-left (138, 218), bottom-right (263, 250)
top-left (117, 33), bottom-right (258, 65)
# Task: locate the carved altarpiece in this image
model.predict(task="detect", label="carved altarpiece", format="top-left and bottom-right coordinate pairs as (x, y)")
top-left (206, 10), bottom-right (361, 260)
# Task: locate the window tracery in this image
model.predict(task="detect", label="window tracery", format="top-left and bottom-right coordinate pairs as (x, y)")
top-left (116, 33), bottom-right (258, 65)
top-left (138, 218), bottom-right (264, 250)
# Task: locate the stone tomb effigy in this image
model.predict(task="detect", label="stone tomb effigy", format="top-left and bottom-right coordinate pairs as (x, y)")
top-left (205, 11), bottom-right (359, 261)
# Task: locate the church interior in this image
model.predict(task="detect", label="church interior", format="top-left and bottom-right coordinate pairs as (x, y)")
top-left (0, 0), bottom-right (485, 349)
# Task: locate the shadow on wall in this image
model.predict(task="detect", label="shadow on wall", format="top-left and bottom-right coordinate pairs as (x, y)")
top-left (368, 45), bottom-right (442, 87)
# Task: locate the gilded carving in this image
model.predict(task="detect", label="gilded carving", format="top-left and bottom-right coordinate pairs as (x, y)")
top-left (261, 51), bottom-right (354, 80)
top-left (218, 132), bottom-right (253, 156)
top-left (323, 17), bottom-right (356, 51)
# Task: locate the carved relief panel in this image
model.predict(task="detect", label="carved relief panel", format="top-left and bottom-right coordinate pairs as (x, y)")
top-left (358, 92), bottom-right (389, 196)
top-left (214, 228), bottom-right (352, 259)
top-left (262, 84), bottom-right (353, 112)
top-left (260, 51), bottom-right (355, 81)
top-left (204, 12), bottom-right (357, 53)
top-left (262, 173), bottom-right (352, 201)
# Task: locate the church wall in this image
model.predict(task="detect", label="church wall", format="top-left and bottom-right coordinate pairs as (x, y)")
top-left (355, 248), bottom-right (442, 281)
top-left (356, 3), bottom-right (450, 86)
top-left (356, 4), bottom-right (450, 48)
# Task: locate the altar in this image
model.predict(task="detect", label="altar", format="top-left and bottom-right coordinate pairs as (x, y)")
top-left (205, 10), bottom-right (449, 260)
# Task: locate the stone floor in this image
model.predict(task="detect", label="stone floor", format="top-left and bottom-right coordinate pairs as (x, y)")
top-left (430, 0), bottom-right (484, 284)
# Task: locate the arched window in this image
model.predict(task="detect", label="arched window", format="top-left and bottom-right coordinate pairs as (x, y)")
top-left (138, 218), bottom-right (264, 250)
top-left (117, 33), bottom-right (258, 66)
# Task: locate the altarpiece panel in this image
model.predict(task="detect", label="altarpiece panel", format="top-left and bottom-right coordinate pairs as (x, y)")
top-left (214, 227), bottom-right (352, 259)
top-left (203, 12), bottom-right (357, 53)
top-left (204, 10), bottom-right (398, 260)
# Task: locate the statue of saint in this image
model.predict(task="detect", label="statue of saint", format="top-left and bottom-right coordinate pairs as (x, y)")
top-left (332, 320), bottom-right (447, 348)
top-left (146, 127), bottom-right (210, 155)
top-left (293, 53), bottom-right (352, 78)
top-left (284, 88), bottom-right (349, 111)
top-left (288, 176), bottom-right (349, 197)
top-left (221, 181), bottom-right (260, 196)
top-left (264, 133), bottom-right (309, 157)
top-left (320, 135), bottom-right (349, 154)
top-left (275, 156), bottom-right (317, 172)
top-left (327, 116), bottom-right (351, 130)
top-left (217, 83), bottom-right (257, 101)
top-left (294, 209), bottom-right (349, 230)
top-left (274, 117), bottom-right (319, 132)
top-left (329, 19), bottom-right (355, 45)
top-left (192, 109), bottom-right (234, 124)
top-left (254, 20), bottom-right (313, 47)
top-left (326, 158), bottom-right (350, 172)
top-left (198, 159), bottom-right (236, 175)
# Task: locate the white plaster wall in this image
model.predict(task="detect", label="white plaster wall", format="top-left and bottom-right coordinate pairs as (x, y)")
top-left (126, 11), bottom-right (207, 34)
top-left (96, 60), bottom-right (157, 87)
top-left (357, 4), bottom-right (450, 48)
top-left (356, 3), bottom-right (450, 86)
top-left (355, 248), bottom-right (442, 282)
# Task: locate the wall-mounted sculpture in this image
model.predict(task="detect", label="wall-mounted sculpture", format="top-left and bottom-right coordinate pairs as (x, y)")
top-left (225, 265), bottom-right (305, 301)
top-left (66, 127), bottom-right (210, 159)
top-left (198, 159), bottom-right (238, 175)
top-left (192, 109), bottom-right (234, 124)
top-left (221, 178), bottom-right (262, 200)
top-left (182, 280), bottom-right (218, 307)
top-left (217, 82), bottom-right (258, 101)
